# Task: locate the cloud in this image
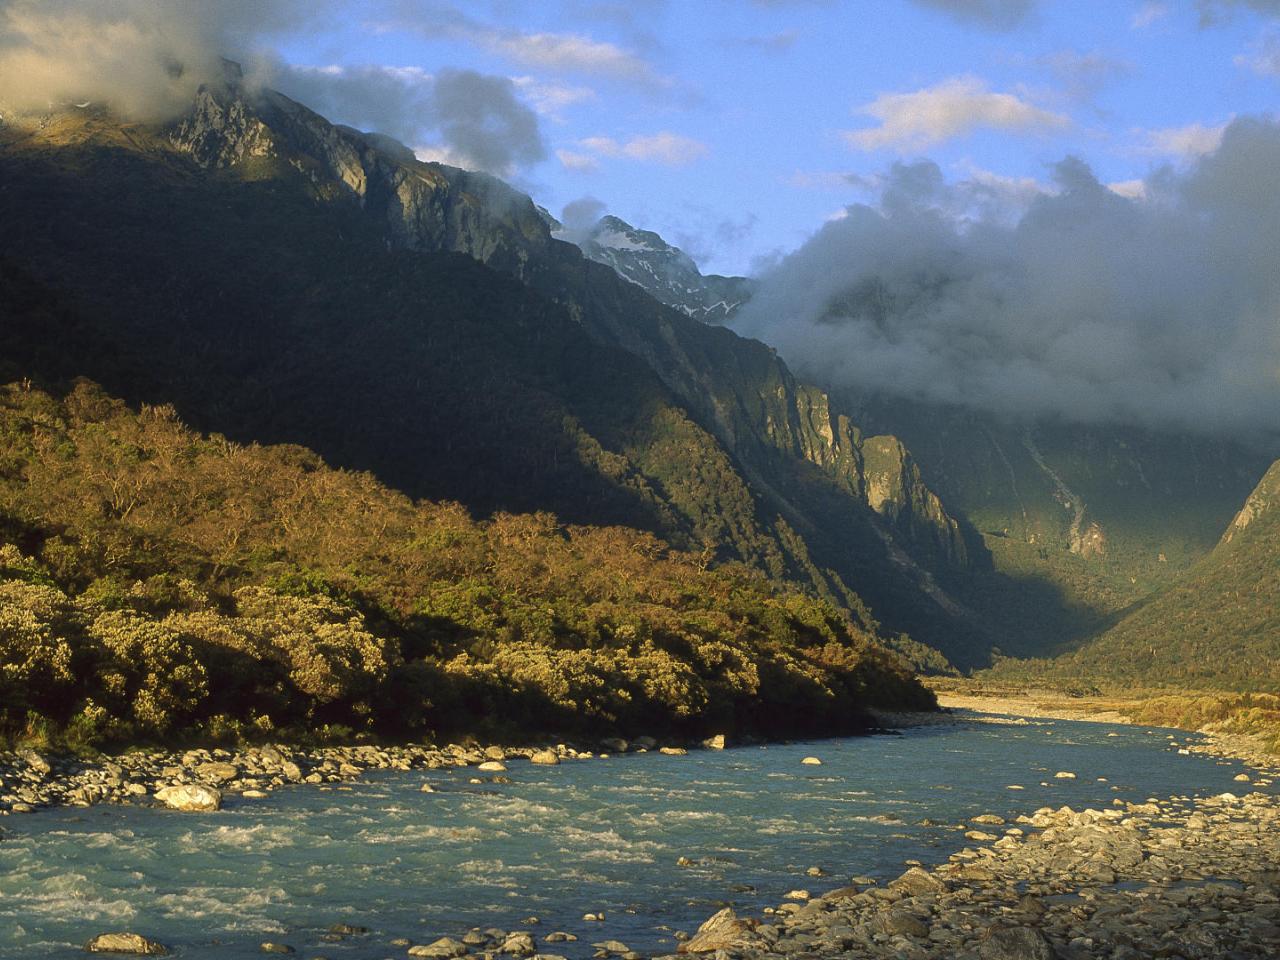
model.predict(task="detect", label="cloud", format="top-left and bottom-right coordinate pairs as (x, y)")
top-left (844, 76), bottom-right (1070, 152)
top-left (1131, 2), bottom-right (1170, 28)
top-left (736, 30), bottom-right (801, 52)
top-left (1235, 26), bottom-right (1280, 75)
top-left (263, 62), bottom-right (544, 176)
top-left (1137, 120), bottom-right (1229, 157)
top-left (906, 0), bottom-right (1038, 31)
top-left (0, 0), bottom-right (330, 118)
top-left (556, 148), bottom-right (600, 172)
top-left (555, 196), bottom-right (608, 244)
top-left (482, 31), bottom-right (658, 83)
top-left (511, 76), bottom-right (597, 119)
top-left (733, 116), bottom-right (1280, 440)
top-left (1107, 178), bottom-right (1147, 199)
top-left (380, 2), bottom-right (666, 87)
top-left (1197, 0), bottom-right (1280, 27)
top-left (1034, 49), bottom-right (1132, 102)
top-left (420, 69), bottom-right (545, 174)
top-left (579, 131), bottom-right (709, 165)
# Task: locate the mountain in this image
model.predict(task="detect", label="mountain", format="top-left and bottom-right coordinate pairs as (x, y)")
top-left (986, 460), bottom-right (1280, 691)
top-left (837, 396), bottom-right (1273, 658)
top-left (556, 213), bottom-right (1274, 664)
top-left (0, 71), bottom-right (982, 664)
top-left (554, 214), bottom-right (755, 324)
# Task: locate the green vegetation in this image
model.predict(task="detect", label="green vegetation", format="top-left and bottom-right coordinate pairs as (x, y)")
top-left (0, 381), bottom-right (932, 749)
top-left (983, 461), bottom-right (1280, 692)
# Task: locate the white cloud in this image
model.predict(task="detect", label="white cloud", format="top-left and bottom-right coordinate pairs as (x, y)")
top-left (511, 76), bottom-right (596, 119)
top-left (556, 148), bottom-right (600, 172)
top-left (483, 31), bottom-right (660, 84)
top-left (844, 76), bottom-right (1070, 151)
top-left (1107, 178), bottom-right (1148, 199)
top-left (1137, 120), bottom-right (1229, 157)
top-left (579, 131), bottom-right (709, 165)
top-left (1131, 2), bottom-right (1170, 28)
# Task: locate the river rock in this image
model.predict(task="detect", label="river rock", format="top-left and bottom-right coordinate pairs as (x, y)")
top-left (84, 932), bottom-right (170, 955)
top-left (501, 932), bottom-right (535, 956)
top-left (702, 735), bottom-right (726, 751)
top-left (979, 926), bottom-right (1056, 960)
top-left (194, 762), bottom-right (239, 785)
top-left (408, 937), bottom-right (469, 958)
top-left (889, 866), bottom-right (944, 896)
top-left (871, 911), bottom-right (929, 938)
top-left (800, 757), bottom-right (822, 766)
top-left (530, 750), bottom-right (560, 765)
top-left (259, 944), bottom-right (295, 955)
top-left (477, 761), bottom-right (507, 772)
top-left (659, 747), bottom-right (687, 756)
top-left (154, 784), bottom-right (222, 812)
top-left (678, 908), bottom-right (756, 954)
top-left (601, 738), bottom-right (629, 753)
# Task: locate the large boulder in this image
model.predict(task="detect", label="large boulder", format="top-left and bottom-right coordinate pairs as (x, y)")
top-left (154, 784), bottom-right (222, 812)
top-left (408, 937), bottom-right (469, 958)
top-left (84, 932), bottom-right (170, 955)
top-left (529, 749), bottom-right (560, 765)
top-left (678, 908), bottom-right (756, 954)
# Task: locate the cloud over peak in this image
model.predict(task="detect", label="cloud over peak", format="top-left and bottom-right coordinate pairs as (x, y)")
top-left (844, 76), bottom-right (1069, 152)
top-left (735, 116), bottom-right (1280, 440)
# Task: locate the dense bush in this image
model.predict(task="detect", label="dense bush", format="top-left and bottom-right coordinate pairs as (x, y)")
top-left (0, 381), bottom-right (933, 747)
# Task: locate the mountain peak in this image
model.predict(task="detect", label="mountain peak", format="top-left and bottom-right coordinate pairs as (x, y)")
top-left (557, 214), bottom-right (755, 324)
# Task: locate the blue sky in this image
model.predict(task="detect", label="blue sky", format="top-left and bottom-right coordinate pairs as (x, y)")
top-left (260, 0), bottom-right (1280, 275)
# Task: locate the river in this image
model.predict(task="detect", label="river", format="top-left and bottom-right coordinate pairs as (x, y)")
top-left (0, 715), bottom-right (1257, 959)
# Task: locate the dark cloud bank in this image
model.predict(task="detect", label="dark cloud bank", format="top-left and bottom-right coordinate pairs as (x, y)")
top-left (734, 117), bottom-right (1280, 442)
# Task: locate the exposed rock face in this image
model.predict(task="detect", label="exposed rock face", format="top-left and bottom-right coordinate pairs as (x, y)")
top-left (84, 932), bottom-right (170, 955)
top-left (153, 783), bottom-right (222, 812)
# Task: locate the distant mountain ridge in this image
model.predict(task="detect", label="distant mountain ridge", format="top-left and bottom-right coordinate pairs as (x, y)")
top-left (553, 214), bottom-right (755, 324)
top-left (987, 459), bottom-right (1280, 691)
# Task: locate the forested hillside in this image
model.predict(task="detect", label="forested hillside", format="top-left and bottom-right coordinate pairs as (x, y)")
top-left (0, 382), bottom-right (931, 747)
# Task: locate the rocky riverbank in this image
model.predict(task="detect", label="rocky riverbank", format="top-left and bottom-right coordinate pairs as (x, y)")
top-left (664, 717), bottom-right (1280, 960)
top-left (0, 736), bottom-right (681, 816)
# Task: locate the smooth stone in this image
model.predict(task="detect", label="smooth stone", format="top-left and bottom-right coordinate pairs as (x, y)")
top-left (800, 757), bottom-right (822, 766)
top-left (702, 735), bottom-right (726, 751)
top-left (477, 761), bottom-right (507, 772)
top-left (889, 866), bottom-right (945, 897)
top-left (194, 762), bottom-right (240, 785)
top-left (408, 937), bottom-right (469, 958)
top-left (1054, 772), bottom-right (1077, 779)
top-left (260, 945), bottom-right (295, 955)
top-left (153, 784), bottom-right (222, 812)
top-left (529, 750), bottom-right (560, 765)
top-left (500, 932), bottom-right (535, 956)
top-left (659, 747), bottom-right (687, 756)
top-left (84, 932), bottom-right (170, 955)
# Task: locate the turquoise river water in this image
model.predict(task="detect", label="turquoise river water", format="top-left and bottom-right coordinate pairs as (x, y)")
top-left (0, 715), bottom-right (1258, 959)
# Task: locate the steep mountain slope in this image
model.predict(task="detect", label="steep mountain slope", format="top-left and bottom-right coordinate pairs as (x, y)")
top-left (839, 396), bottom-right (1273, 656)
top-left (987, 460), bottom-right (1280, 690)
top-left (0, 74), bottom-right (983, 662)
top-left (554, 214), bottom-right (754, 324)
